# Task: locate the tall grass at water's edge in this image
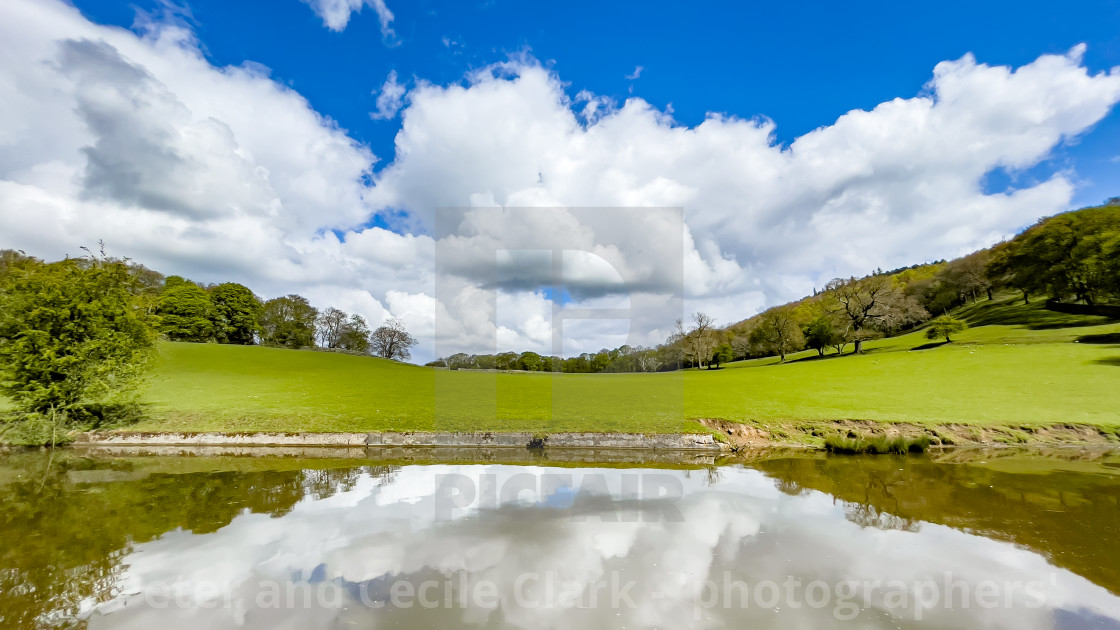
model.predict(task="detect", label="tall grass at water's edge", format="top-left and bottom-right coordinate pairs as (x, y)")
top-left (823, 434), bottom-right (933, 454)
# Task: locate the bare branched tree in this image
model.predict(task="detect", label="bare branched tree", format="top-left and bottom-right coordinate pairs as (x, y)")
top-left (691, 312), bottom-right (718, 369)
top-left (370, 318), bottom-right (418, 361)
top-left (675, 312), bottom-right (717, 368)
top-left (315, 307), bottom-right (348, 348)
top-left (827, 276), bottom-right (927, 353)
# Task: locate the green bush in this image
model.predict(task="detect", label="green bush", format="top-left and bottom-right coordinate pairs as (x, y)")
top-left (0, 254), bottom-right (156, 422)
top-left (925, 315), bottom-right (967, 342)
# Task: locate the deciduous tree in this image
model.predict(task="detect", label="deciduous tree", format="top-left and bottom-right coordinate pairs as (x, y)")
top-left (987, 205), bottom-right (1120, 306)
top-left (709, 344), bottom-right (733, 368)
top-left (260, 295), bottom-right (318, 348)
top-left (156, 281), bottom-right (214, 342)
top-left (519, 351), bottom-right (543, 371)
top-left (803, 314), bottom-right (841, 358)
top-left (210, 283), bottom-right (261, 344)
top-left (338, 314), bottom-right (372, 353)
top-left (315, 307), bottom-right (348, 348)
top-left (925, 315), bottom-right (967, 343)
top-left (370, 318), bottom-right (417, 361)
top-left (828, 275), bottom-right (927, 353)
top-left (749, 306), bottom-right (804, 362)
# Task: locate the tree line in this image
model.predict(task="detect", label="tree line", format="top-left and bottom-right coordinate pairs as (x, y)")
top-left (429, 200), bottom-right (1120, 372)
top-left (0, 246), bottom-right (417, 443)
top-left (151, 276), bottom-right (417, 360)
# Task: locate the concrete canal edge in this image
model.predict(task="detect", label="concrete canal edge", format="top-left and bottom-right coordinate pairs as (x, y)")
top-left (74, 431), bottom-right (727, 451)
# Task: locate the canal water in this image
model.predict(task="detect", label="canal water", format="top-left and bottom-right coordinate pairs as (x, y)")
top-left (2, 447), bottom-right (1118, 628)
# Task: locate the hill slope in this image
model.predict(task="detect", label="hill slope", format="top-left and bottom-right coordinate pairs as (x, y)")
top-left (130, 295), bottom-right (1120, 437)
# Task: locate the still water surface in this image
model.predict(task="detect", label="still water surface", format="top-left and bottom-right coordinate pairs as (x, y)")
top-left (2, 447), bottom-right (1119, 629)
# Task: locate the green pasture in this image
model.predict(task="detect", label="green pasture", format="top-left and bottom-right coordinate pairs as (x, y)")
top-left (128, 295), bottom-right (1120, 433)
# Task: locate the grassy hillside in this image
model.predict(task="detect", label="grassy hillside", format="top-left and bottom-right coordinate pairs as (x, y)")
top-left (128, 294), bottom-right (1120, 434)
top-left (137, 343), bottom-right (699, 433)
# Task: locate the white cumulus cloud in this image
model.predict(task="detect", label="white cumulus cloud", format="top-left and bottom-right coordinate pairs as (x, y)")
top-left (370, 69), bottom-right (406, 120)
top-left (301, 0), bottom-right (397, 44)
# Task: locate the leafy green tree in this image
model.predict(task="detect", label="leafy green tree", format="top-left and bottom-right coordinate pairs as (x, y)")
top-left (260, 295), bottom-right (318, 348)
top-left (338, 314), bottom-right (372, 353)
top-left (946, 250), bottom-right (993, 302)
top-left (802, 315), bottom-right (841, 357)
top-left (591, 351), bottom-right (612, 372)
top-left (925, 315), bottom-right (967, 343)
top-left (988, 205), bottom-right (1120, 306)
top-left (519, 351), bottom-right (543, 371)
top-left (210, 283), bottom-right (261, 344)
top-left (749, 306), bottom-right (805, 362)
top-left (0, 254), bottom-right (156, 425)
top-left (156, 281), bottom-right (214, 341)
top-left (907, 274), bottom-right (963, 315)
top-left (445, 353), bottom-right (472, 370)
top-left (495, 351), bottom-right (519, 370)
top-left (1105, 233), bottom-right (1120, 298)
top-left (162, 275), bottom-right (193, 289)
top-left (709, 344), bottom-right (733, 368)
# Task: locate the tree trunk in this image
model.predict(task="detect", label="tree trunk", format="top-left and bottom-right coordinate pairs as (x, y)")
top-left (1023, 290), bottom-right (1029, 304)
top-left (817, 348), bottom-right (825, 357)
top-left (986, 287), bottom-right (993, 301)
top-left (854, 339), bottom-right (863, 354)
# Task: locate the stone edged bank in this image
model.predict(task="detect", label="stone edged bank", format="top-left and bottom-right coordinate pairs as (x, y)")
top-left (75, 431), bottom-right (726, 451)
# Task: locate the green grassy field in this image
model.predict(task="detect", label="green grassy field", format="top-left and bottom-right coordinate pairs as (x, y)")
top-left (125, 295), bottom-right (1120, 434)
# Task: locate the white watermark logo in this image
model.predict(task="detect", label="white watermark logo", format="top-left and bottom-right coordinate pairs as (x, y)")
top-left (432, 471), bottom-right (685, 521)
top-left (123, 570), bottom-right (1055, 622)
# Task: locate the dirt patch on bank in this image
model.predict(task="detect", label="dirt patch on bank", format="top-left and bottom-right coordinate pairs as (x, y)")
top-left (698, 418), bottom-right (1120, 451)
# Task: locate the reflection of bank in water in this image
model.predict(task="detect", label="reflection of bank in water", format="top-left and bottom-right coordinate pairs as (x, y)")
top-left (1, 449), bottom-right (1118, 629)
top-left (755, 448), bottom-right (1120, 595)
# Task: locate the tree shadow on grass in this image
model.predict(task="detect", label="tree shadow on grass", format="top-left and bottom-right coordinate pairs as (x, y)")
top-left (786, 353), bottom-right (844, 364)
top-left (1076, 333), bottom-right (1120, 345)
top-left (910, 341), bottom-right (950, 351)
top-left (961, 298), bottom-right (1119, 330)
top-left (1030, 320), bottom-right (1119, 330)
top-left (1092, 357), bottom-right (1120, 367)
top-left (69, 402), bottom-right (151, 430)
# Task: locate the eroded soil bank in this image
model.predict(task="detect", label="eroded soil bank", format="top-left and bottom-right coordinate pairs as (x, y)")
top-left (698, 418), bottom-right (1120, 450)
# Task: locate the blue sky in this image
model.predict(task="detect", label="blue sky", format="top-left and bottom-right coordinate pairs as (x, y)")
top-left (73, 0), bottom-right (1120, 209)
top-left (4, 0), bottom-right (1120, 360)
